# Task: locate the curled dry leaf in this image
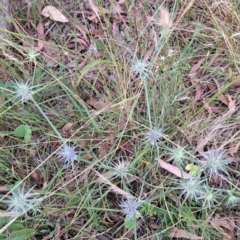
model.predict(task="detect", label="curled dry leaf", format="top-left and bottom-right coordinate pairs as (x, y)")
top-left (210, 214), bottom-right (234, 240)
top-left (41, 6), bottom-right (68, 22)
top-left (229, 76), bottom-right (240, 88)
top-left (87, 96), bottom-right (108, 111)
top-left (169, 227), bottom-right (204, 240)
top-left (35, 22), bottom-right (45, 52)
top-left (228, 143), bottom-right (240, 157)
top-left (224, 95), bottom-right (236, 117)
top-left (156, 158), bottom-right (191, 179)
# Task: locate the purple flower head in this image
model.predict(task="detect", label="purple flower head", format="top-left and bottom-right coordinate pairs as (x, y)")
top-left (145, 128), bottom-right (163, 146)
top-left (119, 198), bottom-right (142, 220)
top-left (58, 144), bottom-right (76, 165)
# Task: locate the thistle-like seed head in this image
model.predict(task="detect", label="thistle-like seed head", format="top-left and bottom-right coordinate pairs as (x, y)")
top-left (58, 144), bottom-right (76, 165)
top-left (145, 128), bottom-right (163, 146)
top-left (119, 198), bottom-right (142, 220)
top-left (131, 57), bottom-right (152, 80)
top-left (1, 184), bottom-right (42, 218)
top-left (175, 177), bottom-right (205, 203)
top-left (200, 150), bottom-right (231, 180)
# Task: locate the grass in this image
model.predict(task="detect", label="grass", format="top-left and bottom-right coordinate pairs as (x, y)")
top-left (0, 0), bottom-right (240, 239)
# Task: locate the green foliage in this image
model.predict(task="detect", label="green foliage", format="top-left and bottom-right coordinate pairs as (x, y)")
top-left (13, 125), bottom-right (32, 143)
top-left (124, 215), bottom-right (135, 230)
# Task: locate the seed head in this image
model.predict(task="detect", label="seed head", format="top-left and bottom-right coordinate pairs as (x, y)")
top-left (167, 145), bottom-right (188, 166)
top-left (9, 80), bottom-right (36, 104)
top-left (131, 57), bottom-right (152, 80)
top-left (199, 184), bottom-right (219, 209)
top-left (26, 48), bottom-right (40, 63)
top-left (145, 128), bottom-right (163, 146)
top-left (58, 144), bottom-right (76, 165)
top-left (1, 184), bottom-right (42, 217)
top-left (200, 150), bottom-right (231, 179)
top-left (119, 198), bottom-right (142, 220)
top-left (110, 160), bottom-right (132, 183)
top-left (225, 187), bottom-right (240, 207)
top-left (175, 177), bottom-right (205, 203)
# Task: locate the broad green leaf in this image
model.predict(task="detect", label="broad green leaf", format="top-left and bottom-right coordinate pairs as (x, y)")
top-left (124, 216), bottom-right (135, 230)
top-left (9, 223), bottom-right (25, 231)
top-left (24, 134), bottom-right (31, 143)
top-left (14, 125), bottom-right (26, 137)
top-left (9, 228), bottom-right (33, 240)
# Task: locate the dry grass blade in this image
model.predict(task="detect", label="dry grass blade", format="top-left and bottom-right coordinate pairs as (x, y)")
top-left (96, 171), bottom-right (133, 198)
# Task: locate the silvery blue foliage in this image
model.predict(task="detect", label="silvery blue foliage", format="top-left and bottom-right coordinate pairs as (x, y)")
top-left (1, 184), bottom-right (42, 217)
top-left (225, 187), bottom-right (240, 207)
top-left (110, 160), bottom-right (132, 183)
top-left (167, 145), bottom-right (189, 166)
top-left (145, 128), bottom-right (163, 146)
top-left (200, 150), bottom-right (231, 179)
top-left (58, 144), bottom-right (76, 165)
top-left (198, 184), bottom-right (219, 209)
top-left (9, 80), bottom-right (37, 104)
top-left (175, 177), bottom-right (205, 203)
top-left (131, 56), bottom-right (152, 80)
top-left (119, 198), bottom-right (142, 220)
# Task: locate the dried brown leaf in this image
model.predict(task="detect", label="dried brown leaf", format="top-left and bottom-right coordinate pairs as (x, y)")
top-left (218, 94), bottom-right (229, 106)
top-left (41, 6), bottom-right (68, 22)
top-left (0, 186), bottom-right (8, 192)
top-left (210, 214), bottom-right (234, 240)
top-left (87, 97), bottom-right (108, 111)
top-left (35, 22), bottom-right (45, 52)
top-left (229, 76), bottom-right (240, 88)
top-left (228, 143), bottom-right (240, 157)
top-left (62, 123), bottom-right (73, 137)
top-left (169, 227), bottom-right (204, 240)
top-left (55, 224), bottom-right (61, 240)
top-left (224, 95), bottom-right (236, 117)
top-left (196, 134), bottom-right (214, 153)
top-left (96, 171), bottom-right (133, 198)
top-left (189, 58), bottom-right (205, 104)
top-left (41, 41), bottom-right (59, 67)
top-left (156, 158), bottom-right (191, 179)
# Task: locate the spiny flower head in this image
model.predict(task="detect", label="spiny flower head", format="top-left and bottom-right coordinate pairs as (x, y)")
top-left (175, 177), bottom-right (205, 203)
top-left (9, 80), bottom-right (36, 104)
top-left (110, 160), bottom-right (132, 183)
top-left (58, 144), bottom-right (76, 165)
top-left (131, 56), bottom-right (152, 80)
top-left (145, 128), bottom-right (163, 146)
top-left (198, 184), bottom-right (219, 209)
top-left (119, 198), bottom-right (142, 220)
top-left (225, 187), bottom-right (240, 207)
top-left (167, 145), bottom-right (189, 166)
top-left (1, 184), bottom-right (42, 217)
top-left (200, 150), bottom-right (231, 180)
top-left (25, 48), bottom-right (40, 63)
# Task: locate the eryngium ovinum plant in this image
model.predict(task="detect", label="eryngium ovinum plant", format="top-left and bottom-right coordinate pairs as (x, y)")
top-left (1, 184), bottom-right (42, 218)
top-left (173, 149), bottom-right (236, 209)
top-left (0, 79), bottom-right (77, 167)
